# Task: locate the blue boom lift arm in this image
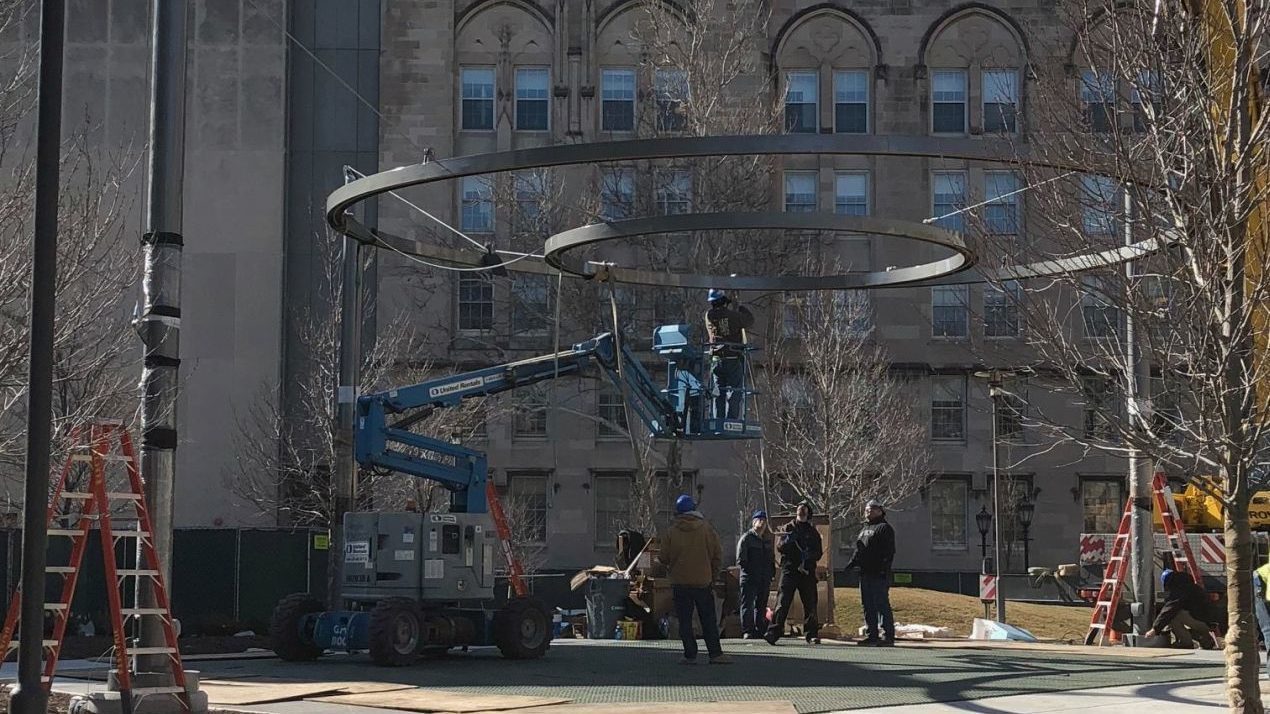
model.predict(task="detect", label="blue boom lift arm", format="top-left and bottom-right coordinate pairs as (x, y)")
top-left (354, 326), bottom-right (760, 513)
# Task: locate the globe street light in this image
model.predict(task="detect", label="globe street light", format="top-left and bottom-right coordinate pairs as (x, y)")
top-left (976, 506), bottom-right (993, 559)
top-left (1017, 497), bottom-right (1036, 571)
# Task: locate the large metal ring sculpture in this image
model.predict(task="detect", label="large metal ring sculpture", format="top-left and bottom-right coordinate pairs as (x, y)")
top-left (327, 134), bottom-right (1159, 289)
top-left (544, 211), bottom-right (971, 289)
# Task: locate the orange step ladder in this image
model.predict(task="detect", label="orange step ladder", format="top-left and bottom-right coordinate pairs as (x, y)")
top-left (486, 481), bottom-right (528, 598)
top-left (0, 421), bottom-right (189, 710)
top-left (1085, 472), bottom-right (1204, 646)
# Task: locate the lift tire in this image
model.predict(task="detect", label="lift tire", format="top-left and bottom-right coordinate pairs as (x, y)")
top-left (269, 593), bottom-right (324, 661)
top-left (493, 597), bottom-right (552, 660)
top-left (369, 598), bottom-right (423, 667)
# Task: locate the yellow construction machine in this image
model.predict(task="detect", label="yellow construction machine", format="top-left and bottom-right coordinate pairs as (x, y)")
top-left (1154, 478), bottom-right (1270, 532)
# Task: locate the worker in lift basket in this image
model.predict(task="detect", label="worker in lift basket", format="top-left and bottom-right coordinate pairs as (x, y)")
top-left (704, 289), bottom-right (754, 420)
top-left (657, 494), bottom-right (732, 665)
top-left (1145, 569), bottom-right (1217, 649)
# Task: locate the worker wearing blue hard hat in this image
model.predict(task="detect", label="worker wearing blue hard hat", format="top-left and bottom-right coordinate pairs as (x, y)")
top-left (704, 289), bottom-right (754, 420)
top-left (1146, 568), bottom-right (1216, 649)
top-left (658, 494), bottom-right (731, 664)
top-left (736, 508), bottom-right (775, 639)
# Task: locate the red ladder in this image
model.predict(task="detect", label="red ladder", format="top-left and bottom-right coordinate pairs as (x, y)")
top-left (486, 481), bottom-right (528, 598)
top-left (1085, 472), bottom-right (1203, 646)
top-left (0, 421), bottom-right (189, 710)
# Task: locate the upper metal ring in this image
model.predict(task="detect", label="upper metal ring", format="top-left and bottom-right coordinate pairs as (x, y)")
top-left (544, 211), bottom-right (972, 289)
top-left (326, 134), bottom-right (1154, 288)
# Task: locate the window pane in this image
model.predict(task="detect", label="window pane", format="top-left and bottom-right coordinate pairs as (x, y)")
top-left (461, 67), bottom-right (495, 130)
top-left (1081, 70), bottom-right (1115, 132)
top-left (930, 479), bottom-right (968, 549)
top-left (1082, 375), bottom-right (1118, 439)
top-left (983, 69), bottom-right (1018, 134)
top-left (932, 70), bottom-right (966, 133)
top-left (932, 285), bottom-right (968, 338)
top-left (593, 473), bottom-right (633, 545)
top-left (512, 275), bottom-right (550, 335)
top-left (931, 375), bottom-right (965, 441)
top-left (600, 169), bottom-right (634, 220)
top-left (985, 172), bottom-right (1020, 235)
top-left (458, 276), bottom-right (493, 331)
top-left (1082, 479), bottom-right (1124, 532)
top-left (834, 68), bottom-right (869, 133)
top-left (516, 67), bottom-right (549, 131)
top-left (601, 68), bottom-right (635, 131)
top-left (460, 176), bottom-right (493, 232)
top-left (1081, 174), bottom-right (1119, 235)
top-left (513, 171), bottom-right (548, 234)
top-left (513, 388), bottom-right (549, 439)
top-left (835, 172), bottom-right (868, 215)
top-left (984, 281), bottom-right (1021, 337)
top-left (1081, 276), bottom-right (1120, 338)
top-left (932, 172), bottom-right (965, 232)
top-left (784, 71), bottom-right (818, 133)
top-left (784, 171), bottom-right (817, 212)
top-left (507, 472), bottom-right (549, 544)
top-left (655, 68), bottom-right (688, 132)
top-left (597, 385), bottom-right (629, 438)
top-left (656, 169), bottom-right (692, 215)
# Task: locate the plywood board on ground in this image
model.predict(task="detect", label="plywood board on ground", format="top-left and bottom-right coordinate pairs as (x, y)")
top-left (202, 679), bottom-right (412, 705)
top-left (312, 689), bottom-right (570, 712)
top-left (893, 639), bottom-right (1190, 657)
top-left (467, 701), bottom-right (797, 714)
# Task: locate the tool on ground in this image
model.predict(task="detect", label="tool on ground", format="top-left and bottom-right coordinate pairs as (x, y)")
top-left (1085, 472), bottom-right (1203, 646)
top-left (0, 420), bottom-right (189, 711)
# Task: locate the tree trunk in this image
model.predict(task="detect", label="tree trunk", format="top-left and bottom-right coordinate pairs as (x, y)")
top-left (1225, 470), bottom-right (1264, 713)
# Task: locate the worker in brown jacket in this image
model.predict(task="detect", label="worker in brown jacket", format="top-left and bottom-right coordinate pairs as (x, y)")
top-left (658, 494), bottom-right (731, 664)
top-left (704, 289), bottom-right (754, 420)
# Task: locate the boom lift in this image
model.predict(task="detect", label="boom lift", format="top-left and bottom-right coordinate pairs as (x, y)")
top-left (269, 324), bottom-right (760, 665)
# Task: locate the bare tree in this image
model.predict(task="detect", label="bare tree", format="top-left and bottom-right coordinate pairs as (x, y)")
top-left (964, 0), bottom-right (1270, 706)
top-left (0, 0), bottom-right (142, 507)
top-left (757, 277), bottom-right (932, 534)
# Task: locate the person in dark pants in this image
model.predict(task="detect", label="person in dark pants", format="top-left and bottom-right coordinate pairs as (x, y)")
top-left (764, 501), bottom-right (823, 645)
top-left (704, 289), bottom-right (755, 420)
top-left (1145, 569), bottom-right (1216, 649)
top-left (1254, 552), bottom-right (1270, 677)
top-left (657, 495), bottom-right (731, 664)
top-left (736, 509), bottom-right (775, 639)
top-left (846, 499), bottom-right (896, 646)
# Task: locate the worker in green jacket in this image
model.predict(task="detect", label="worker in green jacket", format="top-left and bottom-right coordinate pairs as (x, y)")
top-left (1254, 548), bottom-right (1270, 678)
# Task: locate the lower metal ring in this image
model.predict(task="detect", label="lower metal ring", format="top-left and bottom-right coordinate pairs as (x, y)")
top-left (544, 212), bottom-right (973, 289)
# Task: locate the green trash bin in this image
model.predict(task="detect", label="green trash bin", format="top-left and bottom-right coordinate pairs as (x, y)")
top-left (585, 577), bottom-right (630, 639)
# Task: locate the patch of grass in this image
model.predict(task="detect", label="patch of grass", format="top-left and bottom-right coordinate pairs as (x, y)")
top-left (833, 586), bottom-right (1092, 642)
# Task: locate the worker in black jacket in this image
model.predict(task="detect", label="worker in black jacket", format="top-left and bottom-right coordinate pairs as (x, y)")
top-left (1145, 569), bottom-right (1216, 649)
top-left (704, 289), bottom-right (754, 420)
top-left (845, 499), bottom-right (896, 646)
top-left (736, 509), bottom-right (775, 639)
top-left (764, 502), bottom-right (823, 645)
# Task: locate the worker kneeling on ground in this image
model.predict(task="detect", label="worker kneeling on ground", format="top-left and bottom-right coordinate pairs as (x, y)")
top-left (658, 494), bottom-right (732, 665)
top-left (765, 501), bottom-right (823, 645)
top-left (704, 289), bottom-right (754, 420)
top-left (1145, 569), bottom-right (1217, 649)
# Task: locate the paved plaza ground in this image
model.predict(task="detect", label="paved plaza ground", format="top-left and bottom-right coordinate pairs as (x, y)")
top-left (27, 638), bottom-right (1239, 713)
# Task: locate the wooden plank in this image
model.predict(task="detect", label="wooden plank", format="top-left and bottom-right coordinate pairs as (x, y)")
top-left (467, 702), bottom-right (797, 714)
top-left (311, 689), bottom-right (571, 712)
top-left (201, 680), bottom-right (349, 705)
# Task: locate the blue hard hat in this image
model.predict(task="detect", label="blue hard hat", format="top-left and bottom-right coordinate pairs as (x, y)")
top-left (676, 494), bottom-right (696, 514)
top-left (1161, 568), bottom-right (1174, 587)
top-left (707, 289), bottom-right (726, 303)
top-left (752, 509), bottom-right (767, 520)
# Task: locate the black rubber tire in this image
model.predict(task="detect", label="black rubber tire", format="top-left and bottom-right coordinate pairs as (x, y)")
top-left (493, 597), bottom-right (552, 660)
top-left (369, 598), bottom-right (423, 667)
top-left (269, 593), bottom-right (324, 661)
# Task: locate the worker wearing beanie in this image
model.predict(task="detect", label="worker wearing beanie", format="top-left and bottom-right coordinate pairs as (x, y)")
top-left (658, 494), bottom-right (730, 664)
top-left (846, 499), bottom-right (897, 645)
top-left (765, 501), bottom-right (823, 645)
top-left (736, 509), bottom-right (775, 638)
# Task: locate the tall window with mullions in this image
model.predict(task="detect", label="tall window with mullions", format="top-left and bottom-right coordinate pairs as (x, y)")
top-left (784, 71), bottom-right (818, 133)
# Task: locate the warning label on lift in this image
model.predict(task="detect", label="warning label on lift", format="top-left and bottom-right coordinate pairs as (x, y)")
top-left (345, 541), bottom-right (370, 564)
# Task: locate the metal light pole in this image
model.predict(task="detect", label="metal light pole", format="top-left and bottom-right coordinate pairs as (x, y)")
top-left (1017, 498), bottom-right (1035, 571)
top-left (1124, 187), bottom-right (1154, 637)
top-left (11, 2), bottom-right (63, 712)
top-left (976, 506), bottom-right (992, 559)
top-left (975, 369), bottom-right (1012, 623)
top-left (136, 0), bottom-right (188, 675)
top-left (331, 168), bottom-right (364, 607)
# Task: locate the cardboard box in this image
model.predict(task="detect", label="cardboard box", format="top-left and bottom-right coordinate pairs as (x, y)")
top-left (767, 578), bottom-right (833, 631)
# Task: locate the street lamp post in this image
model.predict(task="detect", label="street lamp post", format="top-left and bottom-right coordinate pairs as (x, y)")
top-left (975, 368), bottom-right (1015, 623)
top-left (976, 506), bottom-right (993, 559)
top-left (1017, 498), bottom-right (1035, 571)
